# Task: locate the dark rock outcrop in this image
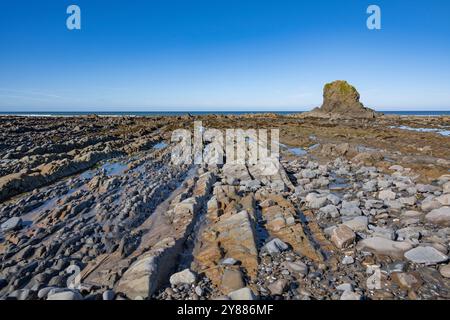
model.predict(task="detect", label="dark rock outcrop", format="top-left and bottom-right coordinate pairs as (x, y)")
top-left (304, 80), bottom-right (377, 119)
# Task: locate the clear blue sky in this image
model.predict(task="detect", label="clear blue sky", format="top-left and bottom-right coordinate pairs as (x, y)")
top-left (1, 0), bottom-right (450, 111)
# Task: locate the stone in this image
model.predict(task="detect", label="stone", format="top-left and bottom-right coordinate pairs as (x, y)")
top-left (170, 269), bottom-right (196, 286)
top-left (389, 165), bottom-right (404, 172)
top-left (264, 238), bottom-right (289, 255)
top-left (221, 257), bottom-right (238, 266)
top-left (425, 207), bottom-right (450, 227)
top-left (1, 217), bottom-right (23, 233)
top-left (340, 200), bottom-right (362, 216)
top-left (8, 289), bottom-right (32, 300)
top-left (343, 216), bottom-right (368, 232)
top-left (404, 247), bottom-right (448, 265)
top-left (363, 180), bottom-right (378, 192)
top-left (305, 193), bottom-right (327, 209)
top-left (220, 269), bottom-right (245, 294)
top-left (439, 264), bottom-right (450, 278)
top-left (116, 255), bottom-right (158, 299)
top-left (47, 290), bottom-right (83, 300)
top-left (368, 225), bottom-right (395, 240)
top-left (342, 256), bottom-right (354, 265)
top-left (336, 283), bottom-right (353, 292)
top-left (320, 204), bottom-right (340, 218)
top-left (268, 279), bottom-right (288, 295)
top-left (38, 287), bottom-right (57, 299)
top-left (386, 262), bottom-right (406, 274)
top-left (301, 169), bottom-right (317, 179)
top-left (378, 190), bottom-right (396, 201)
top-left (391, 272), bottom-right (422, 290)
top-left (399, 197), bottom-right (416, 206)
top-left (195, 286), bottom-right (203, 296)
top-left (282, 261), bottom-right (308, 276)
top-left (330, 225), bottom-right (356, 249)
top-left (327, 194), bottom-right (341, 205)
top-left (102, 290), bottom-right (115, 300)
top-left (340, 290), bottom-right (362, 300)
top-left (436, 194), bottom-right (450, 206)
top-left (421, 199), bottom-right (442, 212)
top-left (401, 210), bottom-right (422, 218)
top-left (228, 287), bottom-right (255, 300)
top-left (443, 182), bottom-right (450, 194)
top-left (417, 184), bottom-right (439, 193)
top-left (356, 237), bottom-right (413, 259)
top-left (396, 227), bottom-right (421, 243)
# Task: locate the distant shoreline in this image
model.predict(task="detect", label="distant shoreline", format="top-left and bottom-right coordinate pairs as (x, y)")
top-left (0, 111), bottom-right (449, 117)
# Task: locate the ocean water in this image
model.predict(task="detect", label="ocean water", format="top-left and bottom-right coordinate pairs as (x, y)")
top-left (0, 110), bottom-right (449, 117)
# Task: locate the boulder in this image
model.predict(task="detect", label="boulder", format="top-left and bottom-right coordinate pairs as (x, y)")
top-left (47, 290), bottom-right (83, 300)
top-left (268, 279), bottom-right (288, 296)
top-left (356, 237), bottom-right (413, 259)
top-left (425, 207), bottom-right (450, 227)
top-left (330, 225), bottom-right (356, 249)
top-left (169, 269), bottom-right (196, 286)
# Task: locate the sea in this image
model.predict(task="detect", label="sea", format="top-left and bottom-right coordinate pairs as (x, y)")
top-left (0, 111), bottom-right (449, 117)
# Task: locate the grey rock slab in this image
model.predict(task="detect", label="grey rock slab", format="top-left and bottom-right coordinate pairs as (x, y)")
top-left (343, 216), bottom-right (368, 232)
top-left (1, 217), bottom-right (23, 233)
top-left (356, 237), bottom-right (413, 259)
top-left (404, 246), bottom-right (448, 265)
top-left (228, 287), bottom-right (256, 300)
top-left (47, 290), bottom-right (83, 300)
top-left (264, 238), bottom-right (289, 255)
top-left (340, 290), bottom-right (362, 300)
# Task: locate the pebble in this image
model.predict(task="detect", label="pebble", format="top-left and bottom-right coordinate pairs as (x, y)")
top-left (221, 257), bottom-right (238, 265)
top-left (194, 286), bottom-right (203, 296)
top-left (341, 256), bottom-right (354, 265)
top-left (103, 289), bottom-right (115, 300)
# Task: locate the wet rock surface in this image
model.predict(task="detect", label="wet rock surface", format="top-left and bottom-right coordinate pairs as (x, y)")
top-left (0, 114), bottom-right (449, 300)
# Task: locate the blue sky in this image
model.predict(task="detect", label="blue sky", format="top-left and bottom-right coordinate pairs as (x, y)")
top-left (1, 0), bottom-right (450, 111)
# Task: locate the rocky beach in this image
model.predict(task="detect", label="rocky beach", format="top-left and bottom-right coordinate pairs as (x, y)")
top-left (0, 82), bottom-right (449, 301)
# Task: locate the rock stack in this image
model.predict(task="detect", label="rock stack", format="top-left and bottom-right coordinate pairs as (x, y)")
top-left (303, 80), bottom-right (378, 119)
